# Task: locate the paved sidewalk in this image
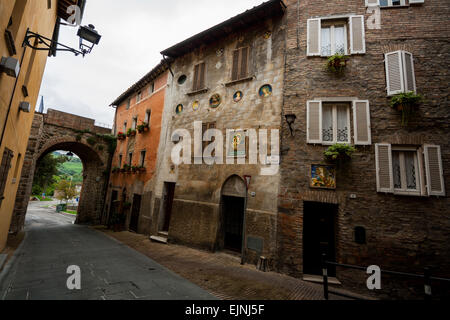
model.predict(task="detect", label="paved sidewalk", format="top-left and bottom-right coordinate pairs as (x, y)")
top-left (94, 228), bottom-right (367, 300)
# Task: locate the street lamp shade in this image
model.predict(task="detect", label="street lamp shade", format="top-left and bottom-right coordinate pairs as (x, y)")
top-left (77, 24), bottom-right (101, 45)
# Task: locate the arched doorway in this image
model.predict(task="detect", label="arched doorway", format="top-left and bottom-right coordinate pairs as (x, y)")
top-left (220, 175), bottom-right (247, 253)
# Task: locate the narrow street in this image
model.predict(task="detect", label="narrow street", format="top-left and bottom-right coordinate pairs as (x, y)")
top-left (0, 202), bottom-right (214, 300)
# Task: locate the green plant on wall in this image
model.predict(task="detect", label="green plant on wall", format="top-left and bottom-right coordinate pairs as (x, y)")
top-left (325, 54), bottom-right (349, 74)
top-left (86, 136), bottom-right (97, 146)
top-left (324, 144), bottom-right (356, 164)
top-left (390, 92), bottom-right (424, 127)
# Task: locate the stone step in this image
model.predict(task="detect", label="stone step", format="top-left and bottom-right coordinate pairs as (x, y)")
top-left (158, 231), bottom-right (169, 237)
top-left (150, 236), bottom-right (168, 244)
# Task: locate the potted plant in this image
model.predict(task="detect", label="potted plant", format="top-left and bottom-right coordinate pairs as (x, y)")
top-left (324, 144), bottom-right (356, 167)
top-left (117, 132), bottom-right (126, 140)
top-left (112, 167), bottom-right (120, 174)
top-left (390, 92), bottom-right (424, 126)
top-left (137, 122), bottom-right (149, 134)
top-left (325, 53), bottom-right (349, 74)
top-left (131, 166), bottom-right (140, 174)
top-left (127, 128), bottom-right (137, 137)
top-left (138, 166), bottom-right (146, 173)
top-left (122, 164), bottom-right (131, 173)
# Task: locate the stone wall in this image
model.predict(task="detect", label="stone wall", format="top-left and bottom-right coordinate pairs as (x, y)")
top-left (277, 0), bottom-right (450, 299)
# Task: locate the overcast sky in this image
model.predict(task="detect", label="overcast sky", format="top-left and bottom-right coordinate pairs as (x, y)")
top-left (38, 0), bottom-right (265, 127)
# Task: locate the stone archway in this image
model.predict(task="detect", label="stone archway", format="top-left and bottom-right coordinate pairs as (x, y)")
top-left (9, 110), bottom-right (113, 233)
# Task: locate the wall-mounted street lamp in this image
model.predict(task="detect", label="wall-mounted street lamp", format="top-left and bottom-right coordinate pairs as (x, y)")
top-left (285, 114), bottom-right (297, 137)
top-left (23, 24), bottom-right (101, 57)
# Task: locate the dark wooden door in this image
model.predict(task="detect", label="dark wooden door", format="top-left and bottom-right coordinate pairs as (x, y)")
top-left (162, 182), bottom-right (176, 232)
top-left (303, 202), bottom-right (337, 277)
top-left (223, 196), bottom-right (245, 253)
top-left (129, 194), bottom-right (142, 233)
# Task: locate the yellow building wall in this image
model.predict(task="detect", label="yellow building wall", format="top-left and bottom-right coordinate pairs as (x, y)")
top-left (0, 0), bottom-right (59, 251)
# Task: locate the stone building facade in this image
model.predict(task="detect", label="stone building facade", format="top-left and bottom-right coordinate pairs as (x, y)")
top-left (106, 62), bottom-right (169, 234)
top-left (277, 0), bottom-right (450, 298)
top-left (150, 0), bottom-right (286, 264)
top-left (0, 0), bottom-right (87, 252)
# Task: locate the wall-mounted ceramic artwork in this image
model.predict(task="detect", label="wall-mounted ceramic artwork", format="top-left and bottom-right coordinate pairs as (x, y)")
top-left (259, 84), bottom-right (272, 98)
top-left (310, 165), bottom-right (336, 190)
top-left (192, 101), bottom-right (199, 111)
top-left (209, 94), bottom-right (221, 108)
top-left (176, 104), bottom-right (184, 115)
top-left (227, 130), bottom-right (246, 158)
top-left (233, 91), bottom-right (243, 103)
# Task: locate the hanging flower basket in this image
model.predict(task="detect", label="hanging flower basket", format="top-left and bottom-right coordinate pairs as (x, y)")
top-left (127, 129), bottom-right (137, 137)
top-left (324, 144), bottom-right (356, 168)
top-left (325, 54), bottom-right (349, 74)
top-left (390, 92), bottom-right (424, 126)
top-left (117, 132), bottom-right (126, 140)
top-left (137, 123), bottom-right (150, 134)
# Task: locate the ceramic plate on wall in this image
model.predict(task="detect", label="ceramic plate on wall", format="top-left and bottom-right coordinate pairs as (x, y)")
top-left (192, 101), bottom-right (200, 111)
top-left (259, 84), bottom-right (272, 98)
top-left (233, 91), bottom-right (243, 103)
top-left (209, 94), bottom-right (221, 108)
top-left (176, 104), bottom-right (184, 114)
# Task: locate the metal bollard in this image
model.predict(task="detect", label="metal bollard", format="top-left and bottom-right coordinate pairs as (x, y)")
top-left (322, 253), bottom-right (329, 300)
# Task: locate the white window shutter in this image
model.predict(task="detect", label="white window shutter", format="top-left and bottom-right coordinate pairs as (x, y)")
top-left (365, 0), bottom-right (380, 6)
top-left (385, 51), bottom-right (404, 96)
top-left (409, 0), bottom-right (424, 4)
top-left (402, 51), bottom-right (417, 93)
top-left (376, 144), bottom-right (394, 193)
top-left (424, 145), bottom-right (445, 196)
top-left (349, 15), bottom-right (365, 54)
top-left (307, 101), bottom-right (322, 144)
top-left (353, 100), bottom-right (372, 145)
top-left (307, 18), bottom-right (321, 56)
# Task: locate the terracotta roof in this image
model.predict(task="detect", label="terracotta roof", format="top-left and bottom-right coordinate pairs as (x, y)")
top-left (161, 0), bottom-right (286, 59)
top-left (110, 60), bottom-right (171, 107)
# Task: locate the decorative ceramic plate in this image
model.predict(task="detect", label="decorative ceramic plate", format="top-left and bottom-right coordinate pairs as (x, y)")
top-left (259, 84), bottom-right (272, 98)
top-left (233, 91), bottom-right (243, 103)
top-left (176, 104), bottom-right (184, 115)
top-left (192, 101), bottom-right (200, 111)
top-left (209, 94), bottom-right (221, 108)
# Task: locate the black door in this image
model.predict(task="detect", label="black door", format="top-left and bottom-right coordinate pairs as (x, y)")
top-left (223, 196), bottom-right (245, 253)
top-left (129, 194), bottom-right (142, 233)
top-left (303, 202), bottom-right (337, 277)
top-left (162, 182), bottom-right (176, 232)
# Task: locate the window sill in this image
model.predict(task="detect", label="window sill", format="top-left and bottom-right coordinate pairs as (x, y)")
top-left (393, 190), bottom-right (422, 197)
top-left (187, 88), bottom-right (209, 96)
top-left (224, 76), bottom-right (255, 87)
top-left (380, 5), bottom-right (410, 9)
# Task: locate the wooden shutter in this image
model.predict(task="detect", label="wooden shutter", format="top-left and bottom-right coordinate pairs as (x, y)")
top-left (353, 100), bottom-right (372, 145)
top-left (349, 15), bottom-right (365, 54)
top-left (402, 51), bottom-right (416, 93)
top-left (365, 0), bottom-right (380, 6)
top-left (307, 19), bottom-right (321, 56)
top-left (385, 51), bottom-right (404, 96)
top-left (193, 63), bottom-right (206, 91)
top-left (0, 148), bottom-right (14, 206)
top-left (424, 145), bottom-right (445, 196)
top-left (232, 49), bottom-right (240, 81)
top-left (307, 101), bottom-right (322, 144)
top-left (376, 144), bottom-right (394, 193)
top-left (239, 47), bottom-right (249, 79)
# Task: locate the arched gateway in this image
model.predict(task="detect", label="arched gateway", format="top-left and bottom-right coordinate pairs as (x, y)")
top-left (9, 109), bottom-right (113, 233)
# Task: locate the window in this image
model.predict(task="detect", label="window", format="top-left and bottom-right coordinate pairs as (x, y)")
top-left (118, 154), bottom-right (122, 168)
top-left (231, 47), bottom-right (249, 81)
top-left (13, 153), bottom-right (22, 179)
top-left (385, 50), bottom-right (416, 96)
top-left (132, 117), bottom-right (137, 130)
top-left (136, 91), bottom-right (142, 103)
top-left (376, 144), bottom-right (445, 196)
top-left (140, 151), bottom-right (146, 167)
top-left (307, 100), bottom-right (371, 145)
top-left (145, 110), bottom-right (152, 125)
top-left (0, 148), bottom-right (14, 206)
top-left (126, 99), bottom-right (130, 110)
top-left (392, 149), bottom-right (420, 195)
top-left (307, 16), bottom-right (365, 56)
top-left (380, 0), bottom-right (405, 6)
top-left (9, 0), bottom-right (28, 39)
top-left (322, 103), bottom-right (351, 144)
top-left (128, 153), bottom-right (133, 166)
top-left (321, 21), bottom-right (347, 56)
top-left (123, 122), bottom-right (127, 133)
top-left (192, 62), bottom-right (206, 92)
top-left (149, 83), bottom-right (155, 95)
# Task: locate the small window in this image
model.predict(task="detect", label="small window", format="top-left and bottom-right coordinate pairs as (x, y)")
top-left (178, 75), bottom-right (187, 85)
top-left (126, 99), bottom-right (130, 110)
top-left (118, 155), bottom-right (123, 167)
top-left (392, 149), bottom-right (420, 195)
top-left (132, 117), bottom-right (137, 130)
top-left (140, 151), bottom-right (146, 167)
top-left (380, 0), bottom-right (405, 7)
top-left (123, 122), bottom-right (127, 133)
top-left (13, 153), bottom-right (22, 178)
top-left (231, 47), bottom-right (249, 81)
top-left (149, 83), bottom-right (155, 94)
top-left (322, 103), bottom-right (350, 144)
top-left (192, 63), bottom-right (206, 92)
top-left (145, 110), bottom-right (152, 125)
top-left (321, 21), bottom-right (347, 56)
top-left (137, 92), bottom-right (142, 103)
top-left (385, 51), bottom-right (416, 96)
top-left (128, 153), bottom-right (133, 166)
